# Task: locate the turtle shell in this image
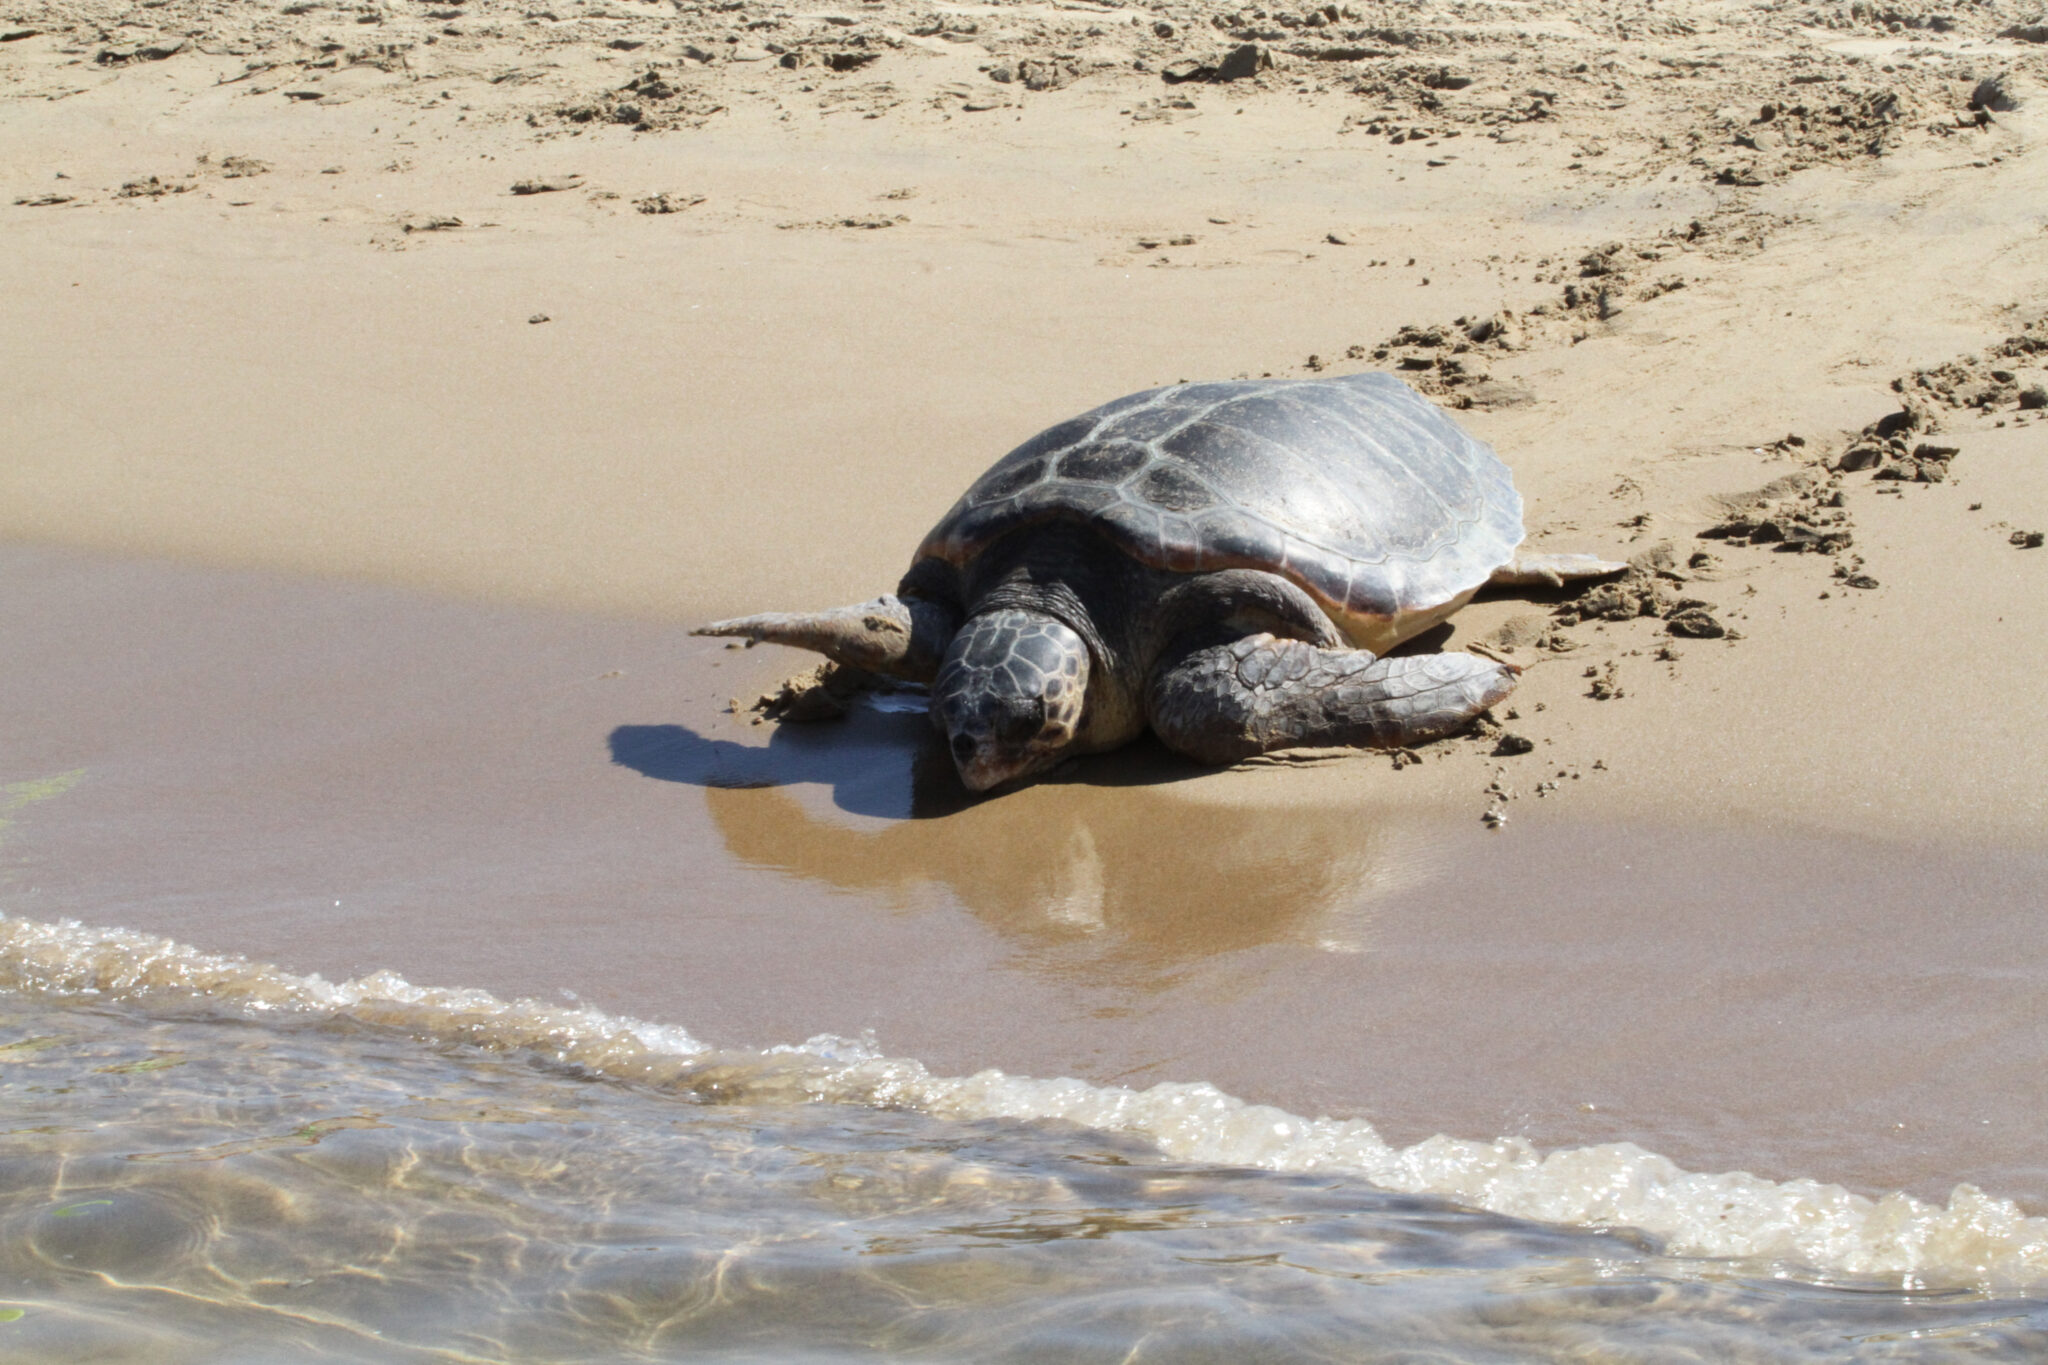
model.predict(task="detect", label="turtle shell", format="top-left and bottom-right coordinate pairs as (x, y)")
top-left (915, 372), bottom-right (1525, 648)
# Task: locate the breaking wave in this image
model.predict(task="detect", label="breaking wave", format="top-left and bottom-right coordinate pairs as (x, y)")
top-left (5, 912), bottom-right (2044, 1294)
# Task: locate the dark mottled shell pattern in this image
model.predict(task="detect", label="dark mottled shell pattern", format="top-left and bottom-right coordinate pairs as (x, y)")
top-left (916, 372), bottom-right (1525, 641)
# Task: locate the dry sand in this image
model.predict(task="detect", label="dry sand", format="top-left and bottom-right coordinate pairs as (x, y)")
top-left (4, 0), bottom-right (2048, 1216)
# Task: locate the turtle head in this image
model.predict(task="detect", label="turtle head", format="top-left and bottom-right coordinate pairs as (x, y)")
top-left (932, 609), bottom-right (1090, 792)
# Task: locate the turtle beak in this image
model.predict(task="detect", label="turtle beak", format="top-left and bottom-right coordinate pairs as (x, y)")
top-left (949, 732), bottom-right (1044, 793)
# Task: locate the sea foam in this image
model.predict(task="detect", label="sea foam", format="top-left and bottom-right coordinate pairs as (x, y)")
top-left (4, 912), bottom-right (2044, 1292)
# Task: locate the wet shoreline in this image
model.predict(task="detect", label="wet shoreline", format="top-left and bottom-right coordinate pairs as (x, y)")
top-left (5, 544), bottom-right (2046, 1214)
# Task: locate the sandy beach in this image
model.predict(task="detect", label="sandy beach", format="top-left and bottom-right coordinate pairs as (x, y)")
top-left (4, 0), bottom-right (2048, 1348)
top-left (5, 0), bottom-right (2046, 840)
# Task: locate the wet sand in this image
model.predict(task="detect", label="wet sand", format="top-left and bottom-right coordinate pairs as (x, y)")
top-left (6, 543), bottom-right (2047, 1216)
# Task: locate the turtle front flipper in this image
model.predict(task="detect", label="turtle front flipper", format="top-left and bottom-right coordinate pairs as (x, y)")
top-left (693, 594), bottom-right (960, 682)
top-left (1146, 635), bottom-right (1514, 765)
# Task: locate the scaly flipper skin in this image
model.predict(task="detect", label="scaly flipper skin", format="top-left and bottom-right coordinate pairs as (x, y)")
top-left (1147, 635), bottom-right (1516, 765)
top-left (692, 594), bottom-right (961, 682)
top-left (1487, 553), bottom-right (1630, 589)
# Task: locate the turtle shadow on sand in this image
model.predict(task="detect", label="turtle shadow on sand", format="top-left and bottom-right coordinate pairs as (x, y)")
top-left (609, 710), bottom-right (1441, 966)
top-left (608, 704), bottom-right (1206, 822)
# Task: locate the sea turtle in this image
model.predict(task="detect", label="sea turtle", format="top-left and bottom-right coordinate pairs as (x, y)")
top-left (698, 372), bottom-right (1622, 791)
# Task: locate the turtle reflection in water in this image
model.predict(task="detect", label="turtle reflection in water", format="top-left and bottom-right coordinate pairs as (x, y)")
top-left (701, 374), bottom-right (1622, 792)
top-left (703, 776), bottom-right (1419, 963)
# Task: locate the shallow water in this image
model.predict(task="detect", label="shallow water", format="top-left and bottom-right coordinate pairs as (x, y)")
top-left (3, 931), bottom-right (2046, 1363)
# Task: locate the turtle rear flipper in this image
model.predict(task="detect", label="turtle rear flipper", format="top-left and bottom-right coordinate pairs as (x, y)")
top-left (694, 594), bottom-right (960, 682)
top-left (1487, 553), bottom-right (1628, 589)
top-left (1147, 635), bottom-right (1514, 765)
